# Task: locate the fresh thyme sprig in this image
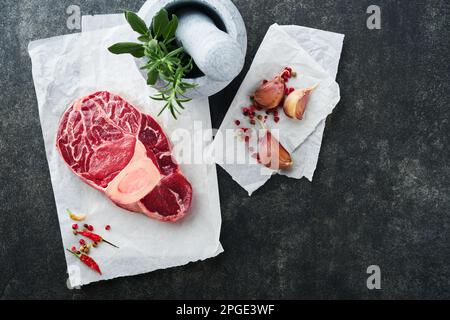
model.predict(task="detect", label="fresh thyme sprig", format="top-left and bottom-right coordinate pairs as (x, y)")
top-left (108, 10), bottom-right (196, 119)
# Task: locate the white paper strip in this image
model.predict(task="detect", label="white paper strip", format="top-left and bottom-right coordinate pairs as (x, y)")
top-left (213, 24), bottom-right (344, 195)
top-left (29, 22), bottom-right (223, 287)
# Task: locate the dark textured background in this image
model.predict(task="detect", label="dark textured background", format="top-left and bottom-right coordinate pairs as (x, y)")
top-left (0, 0), bottom-right (449, 299)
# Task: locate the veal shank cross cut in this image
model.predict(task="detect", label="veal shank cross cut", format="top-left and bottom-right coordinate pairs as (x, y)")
top-left (56, 91), bottom-right (192, 222)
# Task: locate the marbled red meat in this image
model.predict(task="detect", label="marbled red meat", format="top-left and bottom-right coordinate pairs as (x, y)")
top-left (56, 91), bottom-right (192, 222)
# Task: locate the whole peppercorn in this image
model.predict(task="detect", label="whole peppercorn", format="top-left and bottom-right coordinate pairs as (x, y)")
top-left (80, 245), bottom-right (90, 254)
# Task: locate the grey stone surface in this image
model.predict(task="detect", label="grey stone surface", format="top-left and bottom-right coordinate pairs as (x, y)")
top-left (0, 0), bottom-right (449, 299)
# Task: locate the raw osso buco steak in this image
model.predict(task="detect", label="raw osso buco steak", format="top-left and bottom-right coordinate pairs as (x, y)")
top-left (56, 91), bottom-right (192, 222)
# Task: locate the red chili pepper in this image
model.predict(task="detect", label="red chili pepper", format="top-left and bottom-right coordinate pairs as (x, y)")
top-left (77, 231), bottom-right (118, 248)
top-left (80, 254), bottom-right (102, 275)
top-left (78, 230), bottom-right (101, 242)
top-left (66, 249), bottom-right (102, 275)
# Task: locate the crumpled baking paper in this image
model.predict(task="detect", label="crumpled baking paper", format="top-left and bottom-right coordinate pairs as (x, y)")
top-left (213, 24), bottom-right (344, 195)
top-left (28, 20), bottom-right (223, 287)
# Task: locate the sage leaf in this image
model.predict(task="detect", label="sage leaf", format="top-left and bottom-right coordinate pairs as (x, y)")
top-left (125, 11), bottom-right (149, 35)
top-left (164, 15), bottom-right (178, 41)
top-left (108, 42), bottom-right (145, 58)
top-left (152, 9), bottom-right (169, 38)
top-left (144, 39), bottom-right (158, 57)
top-left (147, 39), bottom-right (158, 51)
top-left (147, 69), bottom-right (159, 85)
top-left (138, 35), bottom-right (151, 42)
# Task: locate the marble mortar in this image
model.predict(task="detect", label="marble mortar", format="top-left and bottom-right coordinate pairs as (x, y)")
top-left (136, 0), bottom-right (248, 98)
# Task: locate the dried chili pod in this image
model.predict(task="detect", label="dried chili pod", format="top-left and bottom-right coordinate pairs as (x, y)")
top-left (66, 249), bottom-right (102, 275)
top-left (77, 231), bottom-right (119, 248)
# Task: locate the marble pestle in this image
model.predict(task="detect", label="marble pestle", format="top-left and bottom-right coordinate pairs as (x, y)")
top-left (175, 10), bottom-right (245, 82)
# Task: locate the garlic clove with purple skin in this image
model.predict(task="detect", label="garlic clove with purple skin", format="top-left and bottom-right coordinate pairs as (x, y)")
top-left (257, 128), bottom-right (293, 170)
top-left (283, 84), bottom-right (317, 120)
top-left (254, 75), bottom-right (286, 110)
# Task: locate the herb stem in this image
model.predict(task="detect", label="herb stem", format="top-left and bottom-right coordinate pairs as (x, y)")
top-left (108, 9), bottom-right (196, 119)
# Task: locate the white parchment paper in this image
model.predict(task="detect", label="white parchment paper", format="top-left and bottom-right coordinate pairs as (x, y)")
top-left (29, 23), bottom-right (223, 287)
top-left (213, 24), bottom-right (344, 195)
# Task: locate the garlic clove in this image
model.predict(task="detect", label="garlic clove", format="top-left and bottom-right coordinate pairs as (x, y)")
top-left (67, 209), bottom-right (87, 221)
top-left (257, 129), bottom-right (293, 170)
top-left (283, 85), bottom-right (317, 120)
top-left (254, 76), bottom-right (286, 110)
top-left (277, 144), bottom-right (293, 170)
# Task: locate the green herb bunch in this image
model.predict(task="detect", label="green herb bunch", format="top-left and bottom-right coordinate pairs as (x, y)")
top-left (109, 10), bottom-right (196, 119)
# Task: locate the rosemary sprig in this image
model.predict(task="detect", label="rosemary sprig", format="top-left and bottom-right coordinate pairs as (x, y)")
top-left (108, 10), bottom-right (196, 119)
